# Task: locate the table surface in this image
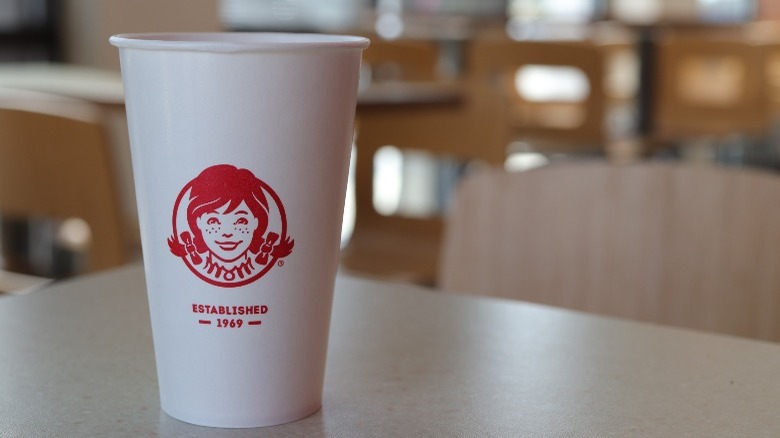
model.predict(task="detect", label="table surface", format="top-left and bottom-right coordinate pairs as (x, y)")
top-left (357, 81), bottom-right (464, 106)
top-left (0, 63), bottom-right (125, 105)
top-left (0, 63), bottom-right (464, 108)
top-left (2, 264), bottom-right (780, 437)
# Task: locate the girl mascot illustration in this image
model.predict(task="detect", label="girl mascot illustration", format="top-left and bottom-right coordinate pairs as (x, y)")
top-left (168, 164), bottom-right (293, 287)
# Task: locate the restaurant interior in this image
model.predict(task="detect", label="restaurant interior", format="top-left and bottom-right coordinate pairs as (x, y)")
top-left (3, 0), bottom-right (780, 343)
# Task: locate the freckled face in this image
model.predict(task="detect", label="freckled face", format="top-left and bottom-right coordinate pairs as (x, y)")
top-left (196, 200), bottom-right (259, 261)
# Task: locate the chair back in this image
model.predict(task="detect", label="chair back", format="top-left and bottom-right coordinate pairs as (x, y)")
top-left (466, 38), bottom-right (606, 152)
top-left (654, 32), bottom-right (770, 141)
top-left (361, 38), bottom-right (440, 82)
top-left (0, 101), bottom-right (126, 273)
top-left (341, 38), bottom-right (498, 284)
top-left (439, 162), bottom-right (780, 342)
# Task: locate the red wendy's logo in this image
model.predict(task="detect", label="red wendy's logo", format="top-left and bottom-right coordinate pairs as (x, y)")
top-left (167, 164), bottom-right (294, 288)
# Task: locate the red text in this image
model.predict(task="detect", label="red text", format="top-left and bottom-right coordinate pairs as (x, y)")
top-left (192, 304), bottom-right (269, 315)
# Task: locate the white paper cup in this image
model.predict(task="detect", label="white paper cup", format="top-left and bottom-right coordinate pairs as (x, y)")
top-left (110, 32), bottom-right (368, 428)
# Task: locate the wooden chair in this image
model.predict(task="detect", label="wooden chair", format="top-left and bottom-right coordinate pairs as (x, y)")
top-left (340, 38), bottom-right (502, 285)
top-left (653, 32), bottom-right (770, 144)
top-left (0, 96), bottom-right (128, 278)
top-left (360, 38), bottom-right (440, 83)
top-left (753, 29), bottom-right (780, 128)
top-left (466, 37), bottom-right (607, 153)
top-left (439, 161), bottom-right (780, 342)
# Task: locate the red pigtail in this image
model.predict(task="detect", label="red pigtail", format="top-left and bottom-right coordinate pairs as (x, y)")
top-left (168, 231), bottom-right (203, 265)
top-left (255, 232), bottom-right (294, 265)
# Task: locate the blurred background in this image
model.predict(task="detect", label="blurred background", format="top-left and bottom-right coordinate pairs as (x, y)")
top-left (0, 0), bottom-right (779, 294)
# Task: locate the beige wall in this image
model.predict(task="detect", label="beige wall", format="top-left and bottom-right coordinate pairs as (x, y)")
top-left (61, 0), bottom-right (222, 71)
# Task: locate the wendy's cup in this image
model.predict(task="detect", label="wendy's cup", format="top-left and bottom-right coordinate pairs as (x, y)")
top-left (110, 32), bottom-right (368, 428)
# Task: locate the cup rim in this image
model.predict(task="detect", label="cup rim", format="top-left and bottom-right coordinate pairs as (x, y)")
top-left (109, 32), bottom-right (370, 53)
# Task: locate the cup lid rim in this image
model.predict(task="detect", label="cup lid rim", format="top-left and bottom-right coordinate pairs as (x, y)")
top-left (109, 32), bottom-right (370, 53)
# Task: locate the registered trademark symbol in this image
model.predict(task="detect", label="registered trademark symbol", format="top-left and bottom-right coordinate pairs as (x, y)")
top-left (278, 260), bottom-right (284, 267)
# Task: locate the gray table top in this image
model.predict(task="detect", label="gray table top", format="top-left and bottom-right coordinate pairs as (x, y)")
top-left (2, 264), bottom-right (780, 437)
top-left (0, 63), bottom-right (125, 105)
